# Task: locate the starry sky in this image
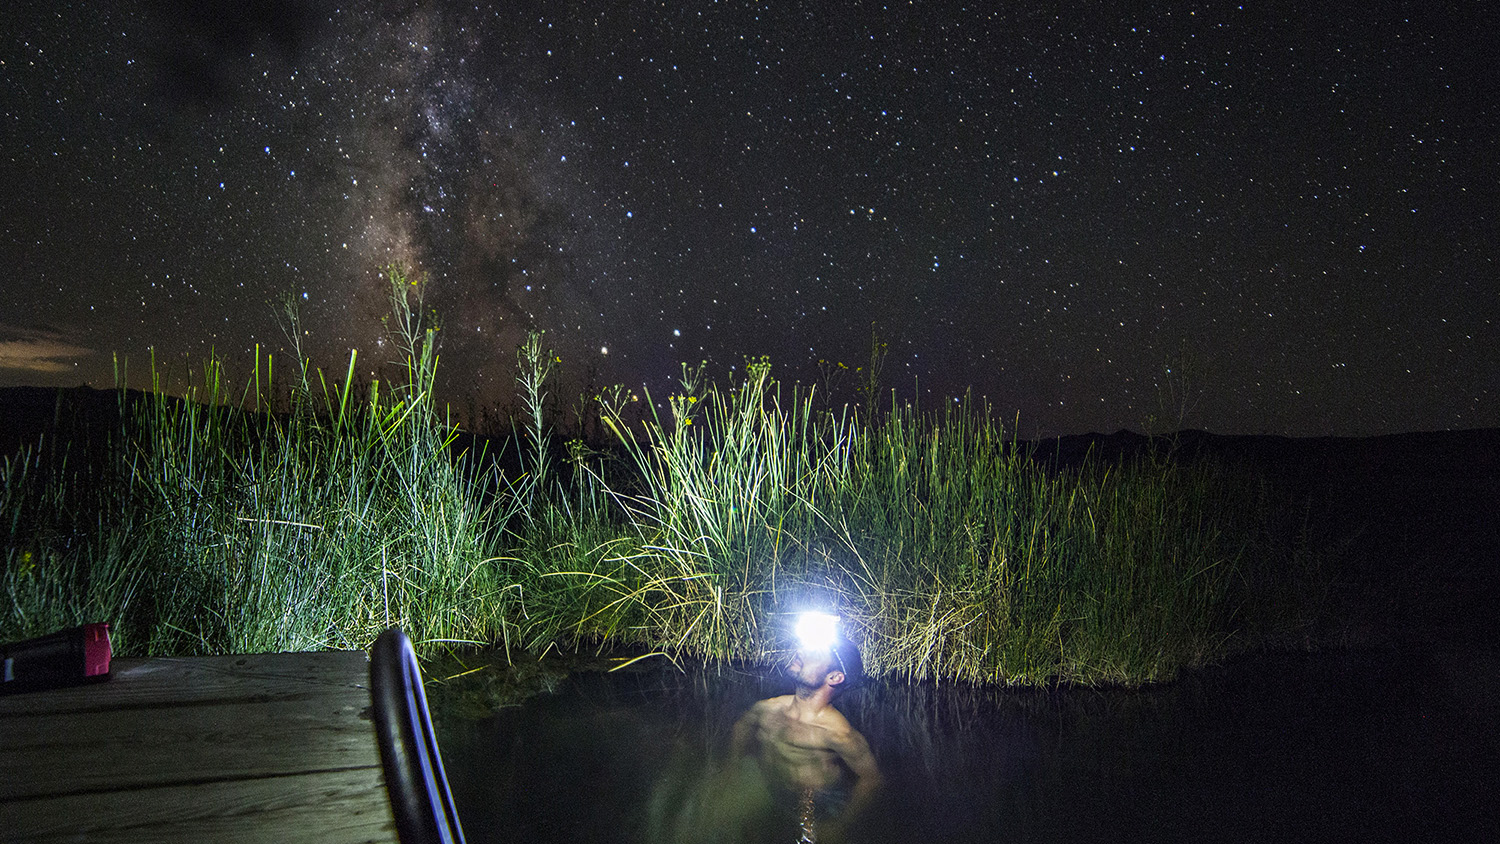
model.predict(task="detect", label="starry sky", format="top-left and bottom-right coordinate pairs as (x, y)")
top-left (3, 0), bottom-right (1497, 437)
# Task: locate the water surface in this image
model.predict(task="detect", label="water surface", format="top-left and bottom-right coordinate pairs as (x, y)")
top-left (438, 644), bottom-right (1497, 843)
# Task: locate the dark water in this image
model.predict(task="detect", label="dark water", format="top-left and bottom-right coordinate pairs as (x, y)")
top-left (437, 644), bottom-right (1498, 844)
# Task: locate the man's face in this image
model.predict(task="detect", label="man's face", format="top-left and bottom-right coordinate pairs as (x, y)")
top-left (788, 647), bottom-right (840, 689)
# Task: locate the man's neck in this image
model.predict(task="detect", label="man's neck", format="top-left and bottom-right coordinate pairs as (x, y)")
top-left (792, 683), bottom-right (836, 717)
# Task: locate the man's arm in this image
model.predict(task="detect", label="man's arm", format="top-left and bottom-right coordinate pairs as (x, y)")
top-left (831, 726), bottom-right (882, 801)
top-left (821, 724), bottom-right (882, 843)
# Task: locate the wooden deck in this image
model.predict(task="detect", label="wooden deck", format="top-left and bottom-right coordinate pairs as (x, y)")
top-left (0, 651), bottom-right (398, 844)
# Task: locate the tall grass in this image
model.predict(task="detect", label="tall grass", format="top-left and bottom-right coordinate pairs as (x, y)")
top-left (2, 427), bottom-right (148, 645)
top-left (1, 270), bottom-right (1329, 685)
top-left (553, 367), bottom-right (1328, 685)
top-left (4, 271), bottom-right (516, 656)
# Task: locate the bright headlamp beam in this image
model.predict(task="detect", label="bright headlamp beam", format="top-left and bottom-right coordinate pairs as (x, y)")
top-left (795, 611), bottom-right (839, 652)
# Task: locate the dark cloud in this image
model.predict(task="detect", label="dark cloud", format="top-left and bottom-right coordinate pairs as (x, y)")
top-left (0, 325), bottom-right (99, 379)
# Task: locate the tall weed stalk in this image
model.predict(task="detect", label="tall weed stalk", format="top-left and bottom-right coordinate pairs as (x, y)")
top-left (3, 293), bottom-right (1327, 685)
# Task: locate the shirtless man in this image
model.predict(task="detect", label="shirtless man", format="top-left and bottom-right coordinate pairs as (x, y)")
top-left (731, 636), bottom-right (882, 843)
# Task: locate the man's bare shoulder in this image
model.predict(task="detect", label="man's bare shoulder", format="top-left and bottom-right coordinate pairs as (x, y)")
top-left (751, 694), bottom-right (795, 713)
top-left (813, 704), bottom-right (856, 736)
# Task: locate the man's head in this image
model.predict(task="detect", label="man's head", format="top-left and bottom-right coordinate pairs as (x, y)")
top-left (829, 636), bottom-right (864, 697)
top-left (789, 637), bottom-right (864, 698)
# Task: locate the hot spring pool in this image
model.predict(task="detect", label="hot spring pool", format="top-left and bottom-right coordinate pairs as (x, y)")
top-left (434, 644), bottom-right (1497, 843)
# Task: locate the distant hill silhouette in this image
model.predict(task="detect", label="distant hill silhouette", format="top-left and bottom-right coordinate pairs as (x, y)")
top-left (0, 385), bottom-right (135, 458)
top-left (1045, 427), bottom-right (1500, 643)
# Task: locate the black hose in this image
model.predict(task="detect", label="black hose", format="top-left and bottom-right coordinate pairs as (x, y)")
top-left (370, 627), bottom-right (467, 844)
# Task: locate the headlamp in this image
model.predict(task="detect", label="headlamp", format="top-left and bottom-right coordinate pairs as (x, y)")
top-left (794, 611), bottom-right (839, 653)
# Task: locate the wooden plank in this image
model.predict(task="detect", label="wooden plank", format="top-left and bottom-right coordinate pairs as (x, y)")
top-left (0, 651), bottom-right (398, 843)
top-left (0, 651), bottom-right (373, 718)
top-left (0, 767), bottom-right (396, 844)
top-left (0, 696), bottom-right (380, 800)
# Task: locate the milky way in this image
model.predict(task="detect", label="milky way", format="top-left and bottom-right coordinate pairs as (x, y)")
top-left (338, 4), bottom-right (586, 367)
top-left (249, 2), bottom-right (601, 395)
top-left (3, 1), bottom-right (1496, 436)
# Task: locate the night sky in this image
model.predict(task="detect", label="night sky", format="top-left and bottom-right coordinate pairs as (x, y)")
top-left (3, 1), bottom-right (1496, 438)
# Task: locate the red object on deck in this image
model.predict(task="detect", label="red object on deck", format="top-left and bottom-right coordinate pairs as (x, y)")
top-left (0, 622), bottom-right (112, 694)
top-left (81, 622), bottom-right (112, 677)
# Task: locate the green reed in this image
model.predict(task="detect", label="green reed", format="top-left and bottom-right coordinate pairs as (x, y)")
top-left (1, 273), bottom-right (1329, 685)
top-left (573, 369), bottom-right (1328, 685)
top-left (3, 270), bottom-right (517, 656)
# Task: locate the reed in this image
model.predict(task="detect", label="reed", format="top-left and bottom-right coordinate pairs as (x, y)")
top-left (568, 370), bottom-right (1328, 685)
top-left (1, 270), bottom-right (1329, 685)
top-left (3, 270), bottom-right (516, 656)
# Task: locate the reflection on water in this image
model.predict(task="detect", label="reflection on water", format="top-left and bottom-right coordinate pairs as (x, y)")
top-left (439, 645), bottom-right (1498, 843)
